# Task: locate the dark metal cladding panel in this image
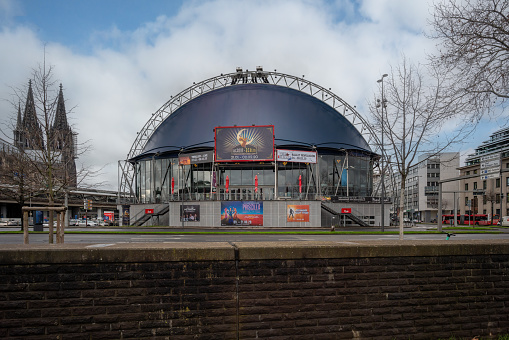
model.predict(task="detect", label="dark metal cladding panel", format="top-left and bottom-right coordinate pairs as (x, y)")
top-left (138, 84), bottom-right (371, 157)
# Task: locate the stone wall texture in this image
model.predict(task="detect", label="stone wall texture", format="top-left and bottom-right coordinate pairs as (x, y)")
top-left (0, 240), bottom-right (508, 339)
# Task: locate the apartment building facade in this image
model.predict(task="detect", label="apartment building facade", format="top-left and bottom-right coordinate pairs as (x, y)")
top-left (459, 127), bottom-right (509, 219)
top-left (389, 152), bottom-right (460, 222)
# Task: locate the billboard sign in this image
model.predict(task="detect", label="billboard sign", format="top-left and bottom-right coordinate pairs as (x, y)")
top-left (215, 125), bottom-right (274, 162)
top-left (277, 149), bottom-right (317, 163)
top-left (180, 205), bottom-right (200, 222)
top-left (104, 211), bottom-right (114, 221)
top-left (179, 151), bottom-right (214, 165)
top-left (287, 205), bottom-right (310, 222)
top-left (221, 201), bottom-right (263, 226)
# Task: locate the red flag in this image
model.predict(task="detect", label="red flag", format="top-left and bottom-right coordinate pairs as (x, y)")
top-left (255, 175), bottom-right (258, 193)
top-left (225, 175), bottom-right (229, 193)
top-left (171, 177), bottom-right (175, 194)
top-left (299, 175), bottom-right (302, 193)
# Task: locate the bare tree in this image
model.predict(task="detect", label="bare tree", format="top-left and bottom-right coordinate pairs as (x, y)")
top-left (0, 140), bottom-right (41, 216)
top-left (428, 0), bottom-right (509, 115)
top-left (1, 62), bottom-right (96, 241)
top-left (484, 190), bottom-right (498, 224)
top-left (371, 57), bottom-right (475, 239)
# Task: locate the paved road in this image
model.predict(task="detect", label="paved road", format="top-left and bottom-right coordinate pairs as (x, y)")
top-left (0, 225), bottom-right (508, 245)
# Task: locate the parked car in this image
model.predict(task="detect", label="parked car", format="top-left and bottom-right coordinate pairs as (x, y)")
top-left (75, 220), bottom-right (97, 227)
top-left (104, 219), bottom-right (118, 226)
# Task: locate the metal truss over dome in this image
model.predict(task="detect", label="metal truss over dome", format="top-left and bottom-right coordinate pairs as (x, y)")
top-left (119, 67), bottom-right (381, 199)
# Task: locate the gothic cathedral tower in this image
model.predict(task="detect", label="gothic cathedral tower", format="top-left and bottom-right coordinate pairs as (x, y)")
top-left (13, 81), bottom-right (78, 188)
top-left (50, 84), bottom-right (77, 187)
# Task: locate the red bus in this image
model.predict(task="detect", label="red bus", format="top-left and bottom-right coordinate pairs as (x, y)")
top-left (442, 214), bottom-right (460, 225)
top-left (463, 214), bottom-right (493, 226)
top-left (442, 214), bottom-right (496, 226)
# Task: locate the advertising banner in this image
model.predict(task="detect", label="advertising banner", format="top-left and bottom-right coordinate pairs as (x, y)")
top-left (179, 151), bottom-right (214, 165)
top-left (180, 205), bottom-right (200, 222)
top-left (221, 201), bottom-right (263, 226)
top-left (104, 211), bottom-right (114, 221)
top-left (215, 125), bottom-right (274, 162)
top-left (122, 205), bottom-right (130, 226)
top-left (287, 205), bottom-right (310, 222)
top-left (277, 149), bottom-right (317, 163)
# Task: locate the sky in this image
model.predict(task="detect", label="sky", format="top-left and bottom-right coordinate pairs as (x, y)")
top-left (0, 0), bottom-right (507, 190)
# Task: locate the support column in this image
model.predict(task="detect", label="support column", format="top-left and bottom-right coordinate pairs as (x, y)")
top-left (438, 183), bottom-right (443, 232)
top-left (23, 211), bottom-right (29, 245)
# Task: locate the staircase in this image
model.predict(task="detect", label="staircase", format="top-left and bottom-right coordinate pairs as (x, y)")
top-left (131, 205), bottom-right (169, 226)
top-left (321, 202), bottom-right (369, 227)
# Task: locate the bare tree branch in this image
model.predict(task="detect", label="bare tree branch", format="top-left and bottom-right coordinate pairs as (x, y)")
top-left (427, 0), bottom-right (509, 116)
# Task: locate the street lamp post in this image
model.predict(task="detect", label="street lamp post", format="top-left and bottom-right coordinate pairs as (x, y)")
top-left (377, 73), bottom-right (388, 232)
top-left (178, 148), bottom-right (184, 228)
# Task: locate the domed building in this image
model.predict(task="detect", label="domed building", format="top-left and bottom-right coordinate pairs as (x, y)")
top-left (120, 67), bottom-right (387, 227)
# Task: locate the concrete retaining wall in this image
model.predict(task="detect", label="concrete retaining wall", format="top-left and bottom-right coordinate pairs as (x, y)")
top-left (0, 240), bottom-right (508, 339)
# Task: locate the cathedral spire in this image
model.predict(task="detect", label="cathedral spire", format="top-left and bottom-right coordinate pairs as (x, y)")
top-left (21, 79), bottom-right (44, 150)
top-left (52, 83), bottom-right (69, 131)
top-left (16, 102), bottom-right (22, 130)
top-left (14, 102), bottom-right (23, 148)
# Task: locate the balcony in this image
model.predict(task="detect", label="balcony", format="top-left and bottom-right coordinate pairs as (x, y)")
top-left (425, 186), bottom-right (439, 195)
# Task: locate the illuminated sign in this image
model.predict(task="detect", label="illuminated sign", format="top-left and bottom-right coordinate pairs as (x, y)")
top-left (215, 125), bottom-right (274, 162)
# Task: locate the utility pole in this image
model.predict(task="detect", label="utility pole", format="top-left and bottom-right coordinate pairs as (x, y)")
top-left (377, 73), bottom-right (388, 232)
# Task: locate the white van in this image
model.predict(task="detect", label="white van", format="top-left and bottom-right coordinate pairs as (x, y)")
top-left (499, 216), bottom-right (509, 226)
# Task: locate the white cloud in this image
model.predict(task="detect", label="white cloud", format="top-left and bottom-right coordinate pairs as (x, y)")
top-left (0, 0), bottom-right (445, 188)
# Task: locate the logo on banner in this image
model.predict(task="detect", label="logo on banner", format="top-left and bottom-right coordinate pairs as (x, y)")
top-left (233, 129), bottom-right (257, 155)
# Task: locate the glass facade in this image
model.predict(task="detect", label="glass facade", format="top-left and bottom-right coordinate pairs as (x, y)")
top-left (134, 150), bottom-right (374, 203)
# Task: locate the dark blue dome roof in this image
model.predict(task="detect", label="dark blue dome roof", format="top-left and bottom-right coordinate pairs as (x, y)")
top-left (136, 84), bottom-right (371, 159)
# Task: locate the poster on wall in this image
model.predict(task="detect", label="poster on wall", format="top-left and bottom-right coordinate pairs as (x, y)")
top-left (215, 125), bottom-right (274, 162)
top-left (180, 205), bottom-right (200, 222)
top-left (122, 205), bottom-right (130, 226)
top-left (221, 201), bottom-right (263, 226)
top-left (287, 205), bottom-right (310, 222)
top-left (104, 211), bottom-right (114, 221)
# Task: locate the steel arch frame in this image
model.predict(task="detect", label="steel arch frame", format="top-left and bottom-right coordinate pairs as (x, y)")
top-left (119, 69), bottom-right (381, 202)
